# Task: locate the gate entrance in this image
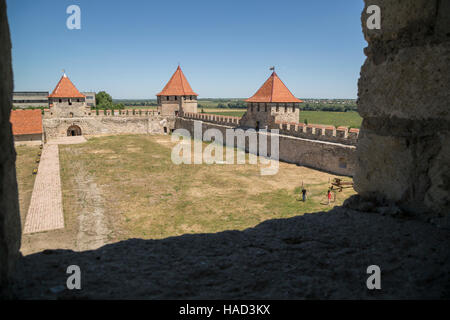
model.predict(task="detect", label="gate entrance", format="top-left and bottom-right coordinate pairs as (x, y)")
top-left (67, 125), bottom-right (82, 136)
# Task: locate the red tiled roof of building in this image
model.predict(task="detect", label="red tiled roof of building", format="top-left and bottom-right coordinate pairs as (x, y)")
top-left (157, 66), bottom-right (198, 96)
top-left (48, 73), bottom-right (85, 98)
top-left (10, 109), bottom-right (43, 135)
top-left (246, 72), bottom-right (303, 103)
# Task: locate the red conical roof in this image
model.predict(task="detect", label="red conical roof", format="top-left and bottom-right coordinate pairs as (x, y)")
top-left (157, 66), bottom-right (198, 96)
top-left (246, 72), bottom-right (302, 103)
top-left (48, 73), bottom-right (85, 98)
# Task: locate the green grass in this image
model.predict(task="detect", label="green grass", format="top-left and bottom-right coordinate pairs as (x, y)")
top-left (15, 145), bottom-right (40, 225)
top-left (299, 111), bottom-right (362, 128)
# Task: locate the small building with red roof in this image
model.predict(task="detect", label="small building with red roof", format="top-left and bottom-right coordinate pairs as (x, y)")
top-left (49, 73), bottom-right (85, 99)
top-left (48, 72), bottom-right (86, 114)
top-left (10, 109), bottom-right (43, 144)
top-left (45, 72), bottom-right (91, 133)
top-left (43, 72), bottom-right (94, 137)
top-left (241, 70), bottom-right (302, 130)
top-left (156, 66), bottom-right (198, 116)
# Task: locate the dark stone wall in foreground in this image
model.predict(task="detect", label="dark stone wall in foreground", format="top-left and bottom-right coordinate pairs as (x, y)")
top-left (0, 0), bottom-right (22, 298)
top-left (355, 0), bottom-right (450, 217)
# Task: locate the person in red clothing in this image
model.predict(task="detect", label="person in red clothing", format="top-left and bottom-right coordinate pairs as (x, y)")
top-left (327, 189), bottom-right (332, 206)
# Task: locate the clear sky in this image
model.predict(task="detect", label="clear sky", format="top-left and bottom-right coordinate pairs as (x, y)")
top-left (7, 0), bottom-right (367, 99)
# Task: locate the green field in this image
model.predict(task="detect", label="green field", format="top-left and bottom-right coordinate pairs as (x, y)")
top-left (204, 109), bottom-right (362, 128)
top-left (299, 111), bottom-right (362, 128)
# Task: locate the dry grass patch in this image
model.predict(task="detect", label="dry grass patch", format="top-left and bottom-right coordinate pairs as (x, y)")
top-left (14, 145), bottom-right (40, 226)
top-left (58, 134), bottom-right (356, 241)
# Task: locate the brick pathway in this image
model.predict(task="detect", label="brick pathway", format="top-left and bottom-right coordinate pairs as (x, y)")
top-left (23, 144), bottom-right (64, 234)
top-left (23, 136), bottom-right (87, 234)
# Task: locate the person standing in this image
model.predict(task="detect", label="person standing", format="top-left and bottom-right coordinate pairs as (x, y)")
top-left (302, 188), bottom-right (307, 202)
top-left (327, 189), bottom-right (332, 206)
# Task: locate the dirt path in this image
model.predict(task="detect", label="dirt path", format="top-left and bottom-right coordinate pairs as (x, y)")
top-left (72, 161), bottom-right (110, 251)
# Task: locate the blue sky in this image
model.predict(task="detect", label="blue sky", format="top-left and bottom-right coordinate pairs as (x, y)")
top-left (7, 0), bottom-right (366, 99)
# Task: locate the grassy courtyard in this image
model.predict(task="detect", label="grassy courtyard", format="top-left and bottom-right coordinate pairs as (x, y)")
top-left (56, 134), bottom-right (355, 241)
top-left (14, 134), bottom-right (356, 253)
top-left (15, 145), bottom-right (40, 226)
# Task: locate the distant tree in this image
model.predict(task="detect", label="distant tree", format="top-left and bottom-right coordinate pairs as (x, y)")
top-left (96, 91), bottom-right (113, 108)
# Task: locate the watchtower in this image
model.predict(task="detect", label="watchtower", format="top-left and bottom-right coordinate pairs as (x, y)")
top-left (47, 72), bottom-right (88, 118)
top-left (156, 66), bottom-right (198, 116)
top-left (241, 71), bottom-right (302, 130)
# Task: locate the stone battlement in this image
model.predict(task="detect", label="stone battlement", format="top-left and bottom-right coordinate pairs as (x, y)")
top-left (183, 112), bottom-right (241, 126)
top-left (44, 108), bottom-right (159, 118)
top-left (175, 117), bottom-right (356, 176)
top-left (274, 121), bottom-right (359, 146)
top-left (182, 113), bottom-right (359, 146)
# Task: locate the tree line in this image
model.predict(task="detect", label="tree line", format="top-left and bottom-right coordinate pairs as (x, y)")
top-left (300, 103), bottom-right (358, 112)
top-left (95, 91), bottom-right (126, 109)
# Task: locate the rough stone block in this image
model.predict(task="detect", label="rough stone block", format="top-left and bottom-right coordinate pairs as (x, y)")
top-left (0, 0), bottom-right (21, 297)
top-left (324, 127), bottom-right (335, 137)
top-left (354, 130), bottom-right (413, 202)
top-left (361, 0), bottom-right (441, 43)
top-left (358, 43), bottom-right (450, 120)
top-left (336, 127), bottom-right (348, 139)
top-left (425, 131), bottom-right (450, 216)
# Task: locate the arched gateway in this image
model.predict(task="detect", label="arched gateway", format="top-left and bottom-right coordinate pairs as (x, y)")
top-left (67, 125), bottom-right (82, 136)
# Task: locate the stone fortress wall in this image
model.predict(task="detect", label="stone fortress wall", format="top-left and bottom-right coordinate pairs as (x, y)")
top-left (43, 109), bottom-right (175, 139)
top-left (42, 105), bottom-right (359, 177)
top-left (183, 112), bottom-right (360, 146)
top-left (355, 0), bottom-right (450, 217)
top-left (239, 102), bottom-right (300, 129)
top-left (176, 116), bottom-right (356, 177)
top-left (40, 94), bottom-right (360, 177)
top-left (273, 121), bottom-right (359, 146)
top-left (0, 0), bottom-right (21, 296)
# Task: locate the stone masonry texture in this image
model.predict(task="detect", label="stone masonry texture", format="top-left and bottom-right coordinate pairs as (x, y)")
top-left (355, 0), bottom-right (450, 217)
top-left (0, 0), bottom-right (21, 298)
top-left (175, 118), bottom-right (357, 177)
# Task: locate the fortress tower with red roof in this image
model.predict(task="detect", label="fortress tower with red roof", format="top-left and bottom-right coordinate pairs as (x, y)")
top-left (156, 66), bottom-right (198, 116)
top-left (47, 72), bottom-right (89, 118)
top-left (241, 71), bottom-right (302, 130)
top-left (42, 71), bottom-right (174, 139)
